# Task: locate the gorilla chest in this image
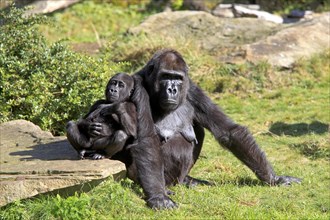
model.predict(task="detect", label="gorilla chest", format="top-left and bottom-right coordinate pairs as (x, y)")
top-left (154, 104), bottom-right (195, 142)
top-left (86, 110), bottom-right (119, 133)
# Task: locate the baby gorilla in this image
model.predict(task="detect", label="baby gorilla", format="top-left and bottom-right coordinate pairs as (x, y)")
top-left (66, 73), bottom-right (137, 160)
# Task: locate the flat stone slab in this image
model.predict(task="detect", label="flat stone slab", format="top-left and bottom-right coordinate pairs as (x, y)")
top-left (0, 120), bottom-right (126, 207)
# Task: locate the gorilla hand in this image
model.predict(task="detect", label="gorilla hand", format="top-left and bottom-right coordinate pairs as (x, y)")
top-left (88, 122), bottom-right (109, 137)
top-left (147, 195), bottom-right (178, 210)
top-left (273, 175), bottom-right (302, 186)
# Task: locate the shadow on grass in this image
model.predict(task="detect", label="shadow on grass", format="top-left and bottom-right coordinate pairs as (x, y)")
top-left (289, 141), bottom-right (330, 160)
top-left (269, 121), bottom-right (329, 136)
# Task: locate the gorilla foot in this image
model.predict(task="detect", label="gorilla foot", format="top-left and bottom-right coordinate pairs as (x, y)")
top-left (183, 175), bottom-right (213, 187)
top-left (79, 150), bottom-right (86, 160)
top-left (79, 149), bottom-right (97, 160)
top-left (274, 175), bottom-right (302, 186)
top-left (91, 153), bottom-right (106, 160)
top-left (147, 196), bottom-right (178, 210)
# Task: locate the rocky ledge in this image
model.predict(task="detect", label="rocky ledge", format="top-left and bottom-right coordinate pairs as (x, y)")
top-left (0, 120), bottom-right (126, 207)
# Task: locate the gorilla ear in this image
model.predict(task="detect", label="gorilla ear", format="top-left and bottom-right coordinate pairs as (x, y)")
top-left (129, 88), bottom-right (134, 98)
top-left (147, 64), bottom-right (154, 75)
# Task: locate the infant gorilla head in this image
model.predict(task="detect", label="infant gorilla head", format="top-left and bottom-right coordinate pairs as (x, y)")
top-left (105, 72), bottom-right (134, 103)
top-left (66, 73), bottom-right (137, 160)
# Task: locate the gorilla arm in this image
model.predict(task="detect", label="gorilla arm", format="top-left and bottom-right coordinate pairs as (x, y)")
top-left (130, 74), bottom-right (177, 209)
top-left (90, 103), bottom-right (137, 157)
top-left (188, 80), bottom-right (301, 185)
top-left (66, 100), bottom-right (109, 150)
top-left (112, 102), bottom-right (137, 139)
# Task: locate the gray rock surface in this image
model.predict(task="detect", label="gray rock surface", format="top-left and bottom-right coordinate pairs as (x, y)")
top-left (244, 12), bottom-right (330, 67)
top-left (23, 0), bottom-right (81, 16)
top-left (129, 11), bottom-right (329, 67)
top-left (0, 120), bottom-right (125, 207)
top-left (129, 11), bottom-right (279, 51)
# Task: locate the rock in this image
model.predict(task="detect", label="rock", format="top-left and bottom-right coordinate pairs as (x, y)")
top-left (0, 120), bottom-right (126, 207)
top-left (129, 11), bottom-right (279, 51)
top-left (244, 12), bottom-right (330, 68)
top-left (212, 4), bottom-right (261, 18)
top-left (233, 5), bottom-right (283, 23)
top-left (215, 4), bottom-right (261, 10)
top-left (19, 0), bottom-right (81, 16)
top-left (213, 4), bottom-right (283, 23)
top-left (212, 7), bottom-right (235, 18)
top-left (129, 10), bottom-right (329, 68)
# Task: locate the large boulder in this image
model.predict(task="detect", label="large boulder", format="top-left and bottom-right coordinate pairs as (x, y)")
top-left (129, 11), bottom-right (279, 51)
top-left (129, 11), bottom-right (330, 67)
top-left (244, 12), bottom-right (330, 67)
top-left (0, 120), bottom-right (125, 207)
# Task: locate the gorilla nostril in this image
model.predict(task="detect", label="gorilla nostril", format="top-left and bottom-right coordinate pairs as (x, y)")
top-left (167, 87), bottom-right (177, 95)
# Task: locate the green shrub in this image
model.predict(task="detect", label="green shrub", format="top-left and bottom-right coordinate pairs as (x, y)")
top-left (0, 6), bottom-right (125, 135)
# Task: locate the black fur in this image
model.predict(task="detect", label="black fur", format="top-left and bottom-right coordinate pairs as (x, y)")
top-left (113, 49), bottom-right (301, 209)
top-left (66, 73), bottom-right (137, 160)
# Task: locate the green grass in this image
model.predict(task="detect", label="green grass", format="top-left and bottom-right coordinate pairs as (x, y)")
top-left (1, 1), bottom-right (329, 219)
top-left (39, 1), bottom-right (151, 44)
top-left (1, 70), bottom-right (329, 219)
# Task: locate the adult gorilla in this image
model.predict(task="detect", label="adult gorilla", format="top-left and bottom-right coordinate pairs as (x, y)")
top-left (111, 49), bottom-right (301, 209)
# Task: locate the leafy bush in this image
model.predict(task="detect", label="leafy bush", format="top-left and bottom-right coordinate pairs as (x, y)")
top-left (0, 6), bottom-right (125, 135)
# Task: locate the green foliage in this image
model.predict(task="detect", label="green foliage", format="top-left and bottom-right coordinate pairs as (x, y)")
top-left (39, 1), bottom-right (149, 43)
top-left (93, 0), bottom-right (150, 6)
top-left (171, 0), bottom-right (184, 10)
top-left (0, 3), bottom-right (329, 218)
top-left (0, 193), bottom-right (94, 220)
top-left (0, 6), bottom-right (125, 135)
top-left (0, 200), bottom-right (28, 220)
top-left (272, 0), bottom-right (329, 13)
top-left (1, 78), bottom-right (329, 218)
top-left (50, 193), bottom-right (93, 220)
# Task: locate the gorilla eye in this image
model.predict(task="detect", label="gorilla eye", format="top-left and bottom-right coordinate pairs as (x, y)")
top-left (119, 82), bottom-right (125, 88)
top-left (160, 73), bottom-right (183, 81)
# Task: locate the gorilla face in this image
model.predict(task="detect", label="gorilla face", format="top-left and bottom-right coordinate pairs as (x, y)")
top-left (105, 73), bottom-right (134, 103)
top-left (143, 50), bottom-right (189, 112)
top-left (158, 70), bottom-right (185, 111)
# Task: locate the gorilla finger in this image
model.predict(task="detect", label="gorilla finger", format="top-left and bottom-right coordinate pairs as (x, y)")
top-left (90, 130), bottom-right (101, 136)
top-left (90, 123), bottom-right (103, 130)
top-left (92, 153), bottom-right (105, 160)
top-left (147, 196), bottom-right (178, 210)
top-left (275, 175), bottom-right (302, 186)
top-left (183, 176), bottom-right (213, 187)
